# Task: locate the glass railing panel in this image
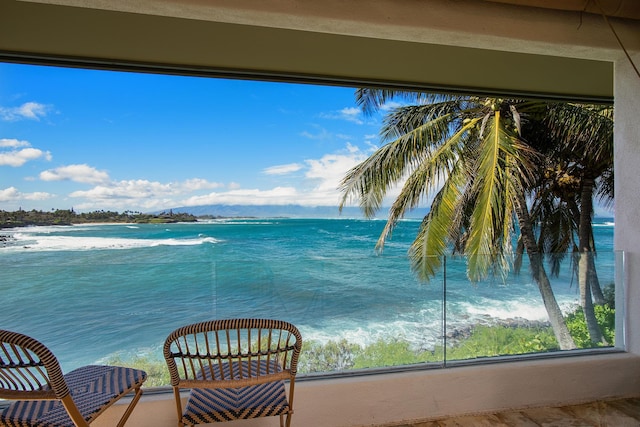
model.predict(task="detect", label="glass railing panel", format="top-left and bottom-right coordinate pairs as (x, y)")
top-left (615, 250), bottom-right (626, 350)
top-left (210, 255), bottom-right (446, 374)
top-left (0, 246), bottom-right (217, 387)
top-left (0, 232), bottom-right (624, 388)
top-left (443, 254), bottom-right (559, 362)
top-left (560, 250), bottom-right (618, 350)
top-left (0, 250), bottom-right (446, 385)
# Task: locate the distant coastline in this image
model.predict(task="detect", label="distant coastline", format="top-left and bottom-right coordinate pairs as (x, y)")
top-left (0, 204), bottom-right (366, 229)
top-left (1, 205), bottom-right (613, 230)
top-left (0, 209), bottom-right (198, 230)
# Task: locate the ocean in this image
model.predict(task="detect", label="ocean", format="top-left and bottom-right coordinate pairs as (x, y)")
top-left (0, 217), bottom-right (616, 372)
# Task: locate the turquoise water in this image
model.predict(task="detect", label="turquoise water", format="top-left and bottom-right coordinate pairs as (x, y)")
top-left (0, 217), bottom-right (616, 372)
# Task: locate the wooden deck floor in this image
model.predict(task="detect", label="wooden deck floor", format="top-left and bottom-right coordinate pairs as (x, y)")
top-left (380, 397), bottom-right (640, 426)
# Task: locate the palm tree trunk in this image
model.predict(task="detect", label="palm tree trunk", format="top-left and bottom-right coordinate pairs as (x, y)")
top-left (589, 264), bottom-right (605, 305)
top-left (578, 178), bottom-right (607, 345)
top-left (568, 197), bottom-right (605, 305)
top-left (515, 194), bottom-right (576, 350)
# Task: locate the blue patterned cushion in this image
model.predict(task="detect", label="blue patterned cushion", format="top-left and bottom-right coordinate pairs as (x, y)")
top-left (0, 365), bottom-right (146, 427)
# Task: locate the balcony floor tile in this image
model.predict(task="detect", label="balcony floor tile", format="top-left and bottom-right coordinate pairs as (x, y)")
top-left (379, 397), bottom-right (640, 426)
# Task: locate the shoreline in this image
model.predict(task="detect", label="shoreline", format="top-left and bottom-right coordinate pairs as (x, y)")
top-left (442, 316), bottom-right (552, 347)
top-left (0, 209), bottom-right (198, 230)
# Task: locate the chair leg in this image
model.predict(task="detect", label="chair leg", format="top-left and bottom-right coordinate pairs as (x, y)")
top-left (116, 387), bottom-right (144, 427)
top-left (173, 387), bottom-right (185, 427)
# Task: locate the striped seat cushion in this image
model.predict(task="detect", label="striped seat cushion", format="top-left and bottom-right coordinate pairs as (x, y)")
top-left (0, 365), bottom-right (147, 427)
top-left (181, 360), bottom-right (290, 425)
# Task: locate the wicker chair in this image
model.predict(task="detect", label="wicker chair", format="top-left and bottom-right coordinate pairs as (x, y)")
top-left (163, 319), bottom-right (302, 427)
top-left (0, 329), bottom-right (147, 427)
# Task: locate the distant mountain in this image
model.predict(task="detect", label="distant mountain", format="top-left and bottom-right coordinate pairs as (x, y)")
top-left (163, 204), bottom-right (429, 219)
top-left (164, 204), bottom-right (364, 218)
top-left (159, 203), bottom-right (610, 222)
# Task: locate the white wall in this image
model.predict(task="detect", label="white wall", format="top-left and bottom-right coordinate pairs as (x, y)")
top-left (614, 51), bottom-right (640, 356)
top-left (94, 353), bottom-right (640, 426)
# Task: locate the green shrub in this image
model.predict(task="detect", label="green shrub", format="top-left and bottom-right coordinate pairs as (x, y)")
top-left (603, 283), bottom-right (615, 308)
top-left (103, 307), bottom-right (616, 383)
top-left (353, 338), bottom-right (439, 369)
top-left (104, 355), bottom-right (170, 387)
top-left (297, 325), bottom-right (560, 373)
top-left (565, 304), bottom-right (616, 348)
top-left (442, 325), bottom-right (558, 360)
top-left (298, 339), bottom-right (362, 373)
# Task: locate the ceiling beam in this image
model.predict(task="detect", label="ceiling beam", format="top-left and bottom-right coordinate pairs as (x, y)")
top-left (1, 0), bottom-right (614, 101)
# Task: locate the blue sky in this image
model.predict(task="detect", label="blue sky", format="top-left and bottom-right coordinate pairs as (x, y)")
top-left (0, 62), bottom-right (394, 213)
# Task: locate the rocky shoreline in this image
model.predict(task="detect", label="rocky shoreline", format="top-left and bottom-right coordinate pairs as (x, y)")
top-left (443, 315), bottom-right (551, 345)
top-left (0, 234), bottom-right (16, 246)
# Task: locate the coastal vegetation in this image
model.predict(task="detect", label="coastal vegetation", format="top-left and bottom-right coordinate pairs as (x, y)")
top-left (300, 287), bottom-right (615, 373)
top-left (0, 208), bottom-right (197, 229)
top-left (107, 295), bottom-right (615, 387)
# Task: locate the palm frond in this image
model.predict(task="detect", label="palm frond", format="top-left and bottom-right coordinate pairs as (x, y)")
top-left (355, 88), bottom-right (463, 116)
top-left (465, 106), bottom-right (537, 281)
top-left (408, 163), bottom-right (467, 281)
top-left (339, 107), bottom-right (469, 217)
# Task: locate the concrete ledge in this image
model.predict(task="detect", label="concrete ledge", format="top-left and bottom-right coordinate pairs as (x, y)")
top-left (92, 352), bottom-right (640, 427)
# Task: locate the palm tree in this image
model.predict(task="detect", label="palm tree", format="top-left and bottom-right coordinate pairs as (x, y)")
top-left (339, 90), bottom-right (576, 350)
top-left (531, 102), bottom-right (614, 345)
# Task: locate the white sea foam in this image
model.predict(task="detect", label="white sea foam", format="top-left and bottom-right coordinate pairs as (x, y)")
top-left (299, 317), bottom-right (444, 351)
top-left (297, 293), bottom-right (584, 352)
top-left (458, 299), bottom-right (549, 322)
top-left (2, 233), bottom-right (219, 252)
top-left (452, 293), bottom-right (581, 324)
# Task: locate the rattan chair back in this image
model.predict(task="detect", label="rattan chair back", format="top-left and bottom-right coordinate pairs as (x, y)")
top-left (163, 318), bottom-right (302, 427)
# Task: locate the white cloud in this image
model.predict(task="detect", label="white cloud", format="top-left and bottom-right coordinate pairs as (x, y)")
top-left (182, 178), bottom-right (224, 190)
top-left (67, 178), bottom-right (226, 209)
top-left (300, 127), bottom-right (331, 140)
top-left (319, 107), bottom-right (364, 125)
top-left (0, 187), bottom-right (21, 201)
top-left (12, 143), bottom-right (388, 212)
top-left (40, 164), bottom-right (110, 184)
top-left (0, 138), bottom-right (30, 148)
top-left (301, 143), bottom-right (409, 208)
top-left (304, 150), bottom-right (368, 197)
top-left (0, 186), bottom-right (54, 202)
top-left (176, 144), bottom-right (377, 208)
top-left (340, 107), bottom-right (363, 124)
top-left (345, 142), bottom-right (359, 153)
top-left (180, 187), bottom-right (299, 206)
top-left (0, 102), bottom-right (48, 121)
top-left (263, 163), bottom-right (303, 175)
top-left (0, 146), bottom-right (52, 167)
top-left (71, 180), bottom-right (174, 200)
top-left (380, 100), bottom-right (404, 112)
